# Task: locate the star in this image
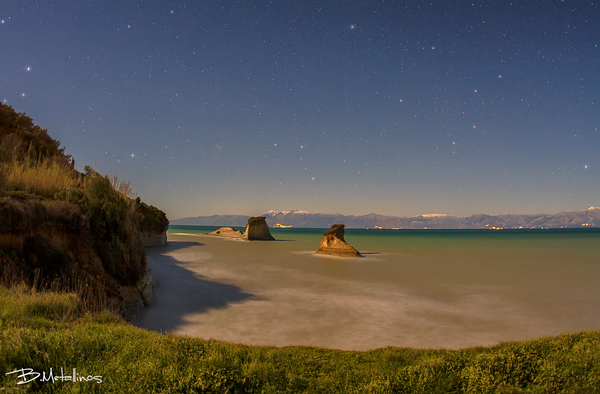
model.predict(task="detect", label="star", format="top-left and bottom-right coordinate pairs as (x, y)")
top-left (350, 25), bottom-right (356, 29)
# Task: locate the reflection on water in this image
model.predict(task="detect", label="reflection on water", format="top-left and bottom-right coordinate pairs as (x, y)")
top-left (135, 228), bottom-right (600, 350)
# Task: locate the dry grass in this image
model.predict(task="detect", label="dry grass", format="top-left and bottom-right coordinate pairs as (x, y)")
top-left (2, 160), bottom-right (80, 198)
top-left (108, 174), bottom-right (135, 199)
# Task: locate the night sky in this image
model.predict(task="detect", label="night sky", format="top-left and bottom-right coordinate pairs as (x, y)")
top-left (2, 1), bottom-right (598, 219)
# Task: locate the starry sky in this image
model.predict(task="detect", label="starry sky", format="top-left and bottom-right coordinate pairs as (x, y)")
top-left (2, 1), bottom-right (599, 219)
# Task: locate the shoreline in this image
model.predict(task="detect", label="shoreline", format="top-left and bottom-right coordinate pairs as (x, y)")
top-left (135, 232), bottom-right (600, 351)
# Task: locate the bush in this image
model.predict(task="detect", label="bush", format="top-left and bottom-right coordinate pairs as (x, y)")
top-left (0, 103), bottom-right (70, 164)
top-left (135, 198), bottom-right (169, 234)
top-left (82, 167), bottom-right (146, 286)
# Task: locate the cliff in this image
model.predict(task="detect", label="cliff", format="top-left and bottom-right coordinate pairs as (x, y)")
top-left (0, 103), bottom-right (168, 318)
top-left (142, 231), bottom-right (168, 247)
top-left (0, 196), bottom-right (153, 316)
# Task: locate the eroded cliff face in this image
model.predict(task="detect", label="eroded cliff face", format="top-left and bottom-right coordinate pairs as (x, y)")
top-left (142, 231), bottom-right (168, 247)
top-left (0, 197), bottom-right (156, 319)
top-left (315, 224), bottom-right (362, 257)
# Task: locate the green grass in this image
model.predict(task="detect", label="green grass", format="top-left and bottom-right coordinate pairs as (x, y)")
top-left (1, 286), bottom-right (599, 393)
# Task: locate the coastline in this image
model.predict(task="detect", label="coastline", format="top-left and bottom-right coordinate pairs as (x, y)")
top-left (135, 230), bottom-right (600, 350)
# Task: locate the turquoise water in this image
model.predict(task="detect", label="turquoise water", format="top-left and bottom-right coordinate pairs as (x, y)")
top-left (169, 225), bottom-right (600, 258)
top-left (139, 226), bottom-right (600, 349)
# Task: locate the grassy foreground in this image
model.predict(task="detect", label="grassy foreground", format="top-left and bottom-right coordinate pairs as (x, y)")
top-left (1, 286), bottom-right (599, 393)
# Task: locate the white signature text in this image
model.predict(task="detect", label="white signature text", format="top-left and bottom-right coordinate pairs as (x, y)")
top-left (5, 368), bottom-right (102, 384)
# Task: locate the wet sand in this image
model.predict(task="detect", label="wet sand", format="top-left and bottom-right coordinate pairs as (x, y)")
top-left (135, 233), bottom-right (600, 350)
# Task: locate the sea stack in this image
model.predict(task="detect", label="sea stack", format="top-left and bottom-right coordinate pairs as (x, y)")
top-left (315, 224), bottom-right (362, 257)
top-left (243, 216), bottom-right (276, 240)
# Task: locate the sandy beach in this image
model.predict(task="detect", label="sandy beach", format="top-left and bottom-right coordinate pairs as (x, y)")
top-left (135, 232), bottom-right (600, 350)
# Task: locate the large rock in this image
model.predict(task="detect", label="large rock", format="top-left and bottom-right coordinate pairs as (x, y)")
top-left (315, 224), bottom-right (361, 257)
top-left (118, 269), bottom-right (158, 321)
top-left (243, 217), bottom-right (275, 240)
top-left (137, 269), bottom-right (158, 306)
top-left (208, 227), bottom-right (243, 238)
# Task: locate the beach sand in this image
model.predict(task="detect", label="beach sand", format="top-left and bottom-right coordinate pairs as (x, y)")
top-left (135, 233), bottom-right (600, 350)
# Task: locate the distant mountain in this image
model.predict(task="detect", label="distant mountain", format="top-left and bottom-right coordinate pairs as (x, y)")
top-left (171, 207), bottom-right (600, 229)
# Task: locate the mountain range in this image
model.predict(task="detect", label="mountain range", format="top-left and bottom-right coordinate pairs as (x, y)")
top-left (171, 207), bottom-right (600, 229)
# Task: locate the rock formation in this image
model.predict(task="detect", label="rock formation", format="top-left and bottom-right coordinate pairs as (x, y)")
top-left (142, 231), bottom-right (168, 247)
top-left (315, 224), bottom-right (361, 257)
top-left (243, 216), bottom-right (275, 240)
top-left (208, 227), bottom-right (244, 238)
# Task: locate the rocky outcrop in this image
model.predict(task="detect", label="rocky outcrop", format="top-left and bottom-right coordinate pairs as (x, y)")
top-left (119, 269), bottom-right (158, 320)
top-left (208, 227), bottom-right (243, 238)
top-left (204, 219), bottom-right (275, 240)
top-left (138, 269), bottom-right (158, 305)
top-left (142, 231), bottom-right (168, 247)
top-left (243, 217), bottom-right (275, 240)
top-left (315, 224), bottom-right (361, 257)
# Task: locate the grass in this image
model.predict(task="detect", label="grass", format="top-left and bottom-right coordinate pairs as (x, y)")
top-left (1, 286), bottom-right (599, 393)
top-left (1, 160), bottom-right (80, 199)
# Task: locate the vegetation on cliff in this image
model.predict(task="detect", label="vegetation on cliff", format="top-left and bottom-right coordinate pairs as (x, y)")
top-left (0, 103), bottom-right (168, 310)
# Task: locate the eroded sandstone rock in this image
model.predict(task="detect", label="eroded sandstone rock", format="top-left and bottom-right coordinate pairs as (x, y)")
top-left (243, 216), bottom-right (275, 240)
top-left (208, 227), bottom-right (243, 237)
top-left (315, 224), bottom-right (361, 257)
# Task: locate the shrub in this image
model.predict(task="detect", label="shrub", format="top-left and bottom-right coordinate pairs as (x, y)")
top-left (135, 198), bottom-right (169, 234)
top-left (82, 167), bottom-right (146, 286)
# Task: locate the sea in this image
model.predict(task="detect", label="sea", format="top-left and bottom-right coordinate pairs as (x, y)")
top-left (135, 226), bottom-right (600, 350)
